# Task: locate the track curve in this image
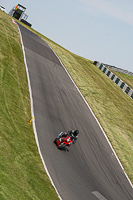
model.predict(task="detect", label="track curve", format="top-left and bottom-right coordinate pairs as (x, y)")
top-left (18, 24), bottom-right (133, 200)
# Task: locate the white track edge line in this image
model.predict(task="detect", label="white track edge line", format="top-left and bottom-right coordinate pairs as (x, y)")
top-left (17, 25), bottom-right (62, 200)
top-left (47, 44), bottom-right (133, 189)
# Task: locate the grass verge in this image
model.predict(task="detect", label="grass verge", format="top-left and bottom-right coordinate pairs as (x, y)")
top-left (0, 11), bottom-right (59, 200)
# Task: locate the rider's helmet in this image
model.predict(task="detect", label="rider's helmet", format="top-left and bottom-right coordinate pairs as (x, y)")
top-left (74, 130), bottom-right (79, 136)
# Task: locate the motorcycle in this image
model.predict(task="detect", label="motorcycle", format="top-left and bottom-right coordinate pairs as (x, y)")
top-left (54, 134), bottom-right (73, 151)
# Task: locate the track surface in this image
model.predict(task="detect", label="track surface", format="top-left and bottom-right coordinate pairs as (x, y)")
top-left (18, 24), bottom-right (133, 200)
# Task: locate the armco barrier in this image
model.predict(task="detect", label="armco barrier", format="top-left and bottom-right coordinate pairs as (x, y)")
top-left (101, 63), bottom-right (133, 76)
top-left (93, 61), bottom-right (133, 99)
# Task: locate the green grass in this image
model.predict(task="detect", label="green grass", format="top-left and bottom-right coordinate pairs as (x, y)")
top-left (0, 10), bottom-right (133, 200)
top-left (0, 11), bottom-right (59, 200)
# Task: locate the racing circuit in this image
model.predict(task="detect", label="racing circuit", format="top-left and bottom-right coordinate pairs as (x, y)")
top-left (18, 23), bottom-right (133, 200)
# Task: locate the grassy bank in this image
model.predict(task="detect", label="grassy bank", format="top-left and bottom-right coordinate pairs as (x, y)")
top-left (0, 11), bottom-right (59, 200)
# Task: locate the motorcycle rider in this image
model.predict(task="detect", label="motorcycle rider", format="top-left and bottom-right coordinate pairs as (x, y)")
top-left (58, 130), bottom-right (79, 144)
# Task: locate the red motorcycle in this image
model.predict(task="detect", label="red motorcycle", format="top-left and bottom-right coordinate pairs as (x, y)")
top-left (54, 135), bottom-right (73, 151)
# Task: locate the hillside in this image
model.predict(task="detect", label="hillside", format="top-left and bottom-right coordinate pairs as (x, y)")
top-left (0, 11), bottom-right (133, 200)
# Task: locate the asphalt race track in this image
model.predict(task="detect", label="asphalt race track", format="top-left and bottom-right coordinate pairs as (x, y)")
top-left (18, 24), bottom-right (133, 200)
